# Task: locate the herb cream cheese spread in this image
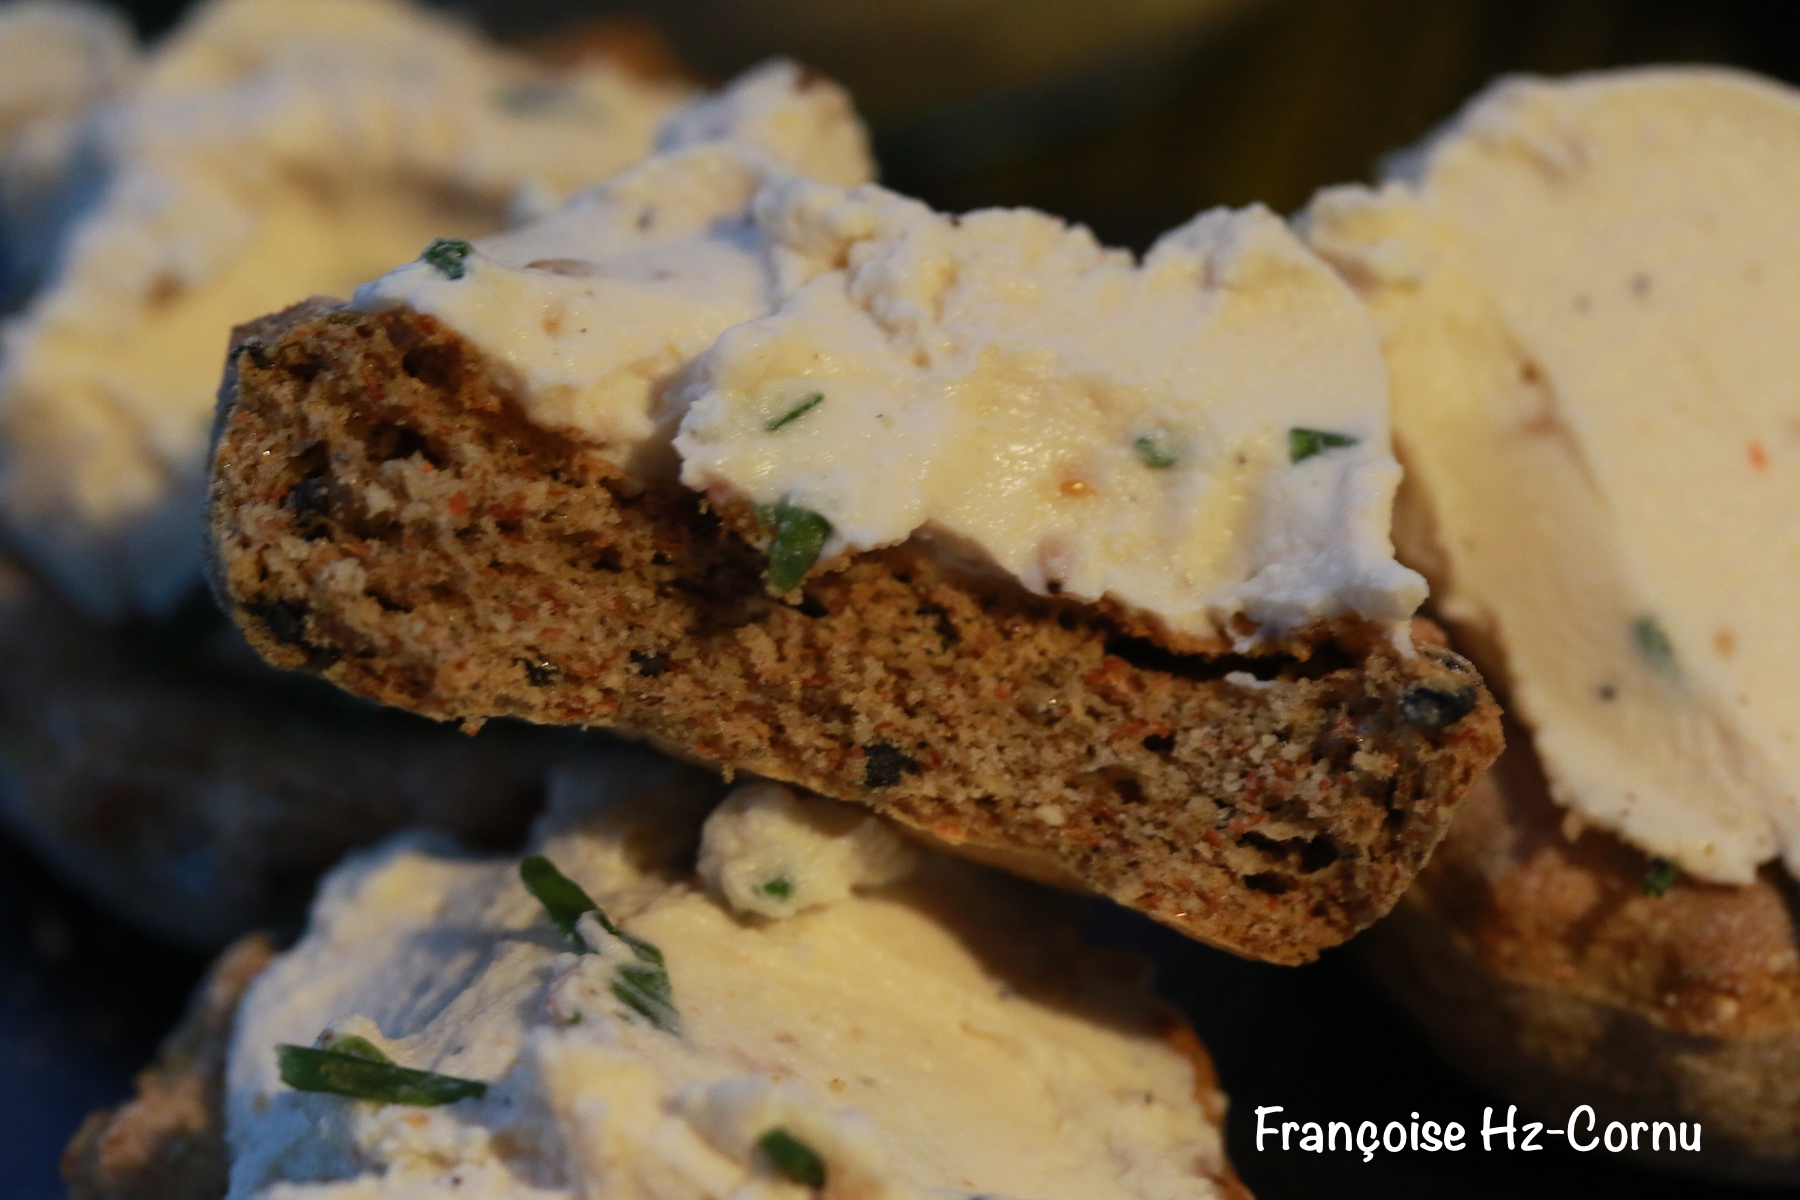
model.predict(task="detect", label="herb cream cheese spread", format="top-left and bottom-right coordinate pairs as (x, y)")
top-left (1303, 68), bottom-right (1800, 882)
top-left (357, 116), bottom-right (1423, 646)
top-left (225, 756), bottom-right (1233, 1200)
top-left (0, 0), bottom-right (689, 619)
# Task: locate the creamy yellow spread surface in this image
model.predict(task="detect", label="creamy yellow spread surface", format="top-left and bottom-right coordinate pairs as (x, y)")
top-left (1304, 68), bottom-right (1800, 882)
top-left (0, 0), bottom-right (689, 620)
top-left (225, 753), bottom-right (1230, 1200)
top-left (359, 130), bottom-right (1423, 646)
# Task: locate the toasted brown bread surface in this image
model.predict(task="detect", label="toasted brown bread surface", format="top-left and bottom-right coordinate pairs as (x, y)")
top-left (208, 304), bottom-right (1502, 964)
top-left (1365, 736), bottom-right (1800, 1180)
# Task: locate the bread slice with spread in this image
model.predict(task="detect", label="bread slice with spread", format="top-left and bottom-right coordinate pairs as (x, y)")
top-left (67, 757), bottom-right (1253, 1200)
top-left (1304, 66), bottom-right (1800, 1178)
top-left (208, 119), bottom-right (1501, 965)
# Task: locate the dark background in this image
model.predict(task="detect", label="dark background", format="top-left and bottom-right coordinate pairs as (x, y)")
top-left (9, 0), bottom-right (1800, 1196)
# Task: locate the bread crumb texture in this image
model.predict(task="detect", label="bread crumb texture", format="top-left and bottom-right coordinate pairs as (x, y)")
top-left (210, 306), bottom-right (1502, 963)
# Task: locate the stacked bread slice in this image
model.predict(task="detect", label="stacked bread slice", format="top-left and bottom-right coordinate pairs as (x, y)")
top-left (1304, 67), bottom-right (1800, 1179)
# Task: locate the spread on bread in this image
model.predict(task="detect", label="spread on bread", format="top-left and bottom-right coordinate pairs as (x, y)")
top-left (357, 112), bottom-right (1422, 648)
top-left (206, 44), bottom-right (1500, 962)
top-left (225, 760), bottom-right (1237, 1200)
top-left (356, 62), bottom-right (873, 469)
top-left (1305, 67), bottom-right (1800, 884)
top-left (0, 0), bottom-right (689, 620)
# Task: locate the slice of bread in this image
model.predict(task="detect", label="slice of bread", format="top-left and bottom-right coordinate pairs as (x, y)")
top-left (207, 301), bottom-right (1503, 964)
top-left (1365, 738), bottom-right (1800, 1183)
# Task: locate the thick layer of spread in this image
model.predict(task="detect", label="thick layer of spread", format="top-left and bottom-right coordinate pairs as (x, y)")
top-left (1304, 68), bottom-right (1800, 882)
top-left (0, 0), bottom-right (688, 619)
top-left (225, 756), bottom-right (1230, 1200)
top-left (674, 184), bottom-right (1423, 642)
top-left (357, 135), bottom-right (1422, 645)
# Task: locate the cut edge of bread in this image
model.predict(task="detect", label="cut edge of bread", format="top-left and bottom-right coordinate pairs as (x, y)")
top-left (207, 301), bottom-right (1504, 964)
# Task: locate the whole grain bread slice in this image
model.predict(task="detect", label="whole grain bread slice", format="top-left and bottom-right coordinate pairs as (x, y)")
top-left (1365, 735), bottom-right (1800, 1183)
top-left (207, 302), bottom-right (1502, 964)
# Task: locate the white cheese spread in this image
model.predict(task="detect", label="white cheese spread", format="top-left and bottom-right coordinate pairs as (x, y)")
top-left (225, 757), bottom-right (1232, 1200)
top-left (353, 62), bottom-right (875, 470)
top-left (1303, 68), bottom-right (1800, 882)
top-left (674, 183), bottom-right (1424, 642)
top-left (358, 131), bottom-right (1420, 644)
top-left (0, 0), bottom-right (689, 620)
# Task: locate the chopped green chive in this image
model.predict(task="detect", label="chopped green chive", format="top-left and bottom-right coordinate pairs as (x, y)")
top-left (766, 392), bottom-right (824, 432)
top-left (612, 963), bottom-right (680, 1034)
top-left (421, 238), bottom-right (473, 280)
top-left (317, 1033), bottom-right (391, 1063)
top-left (520, 855), bottom-right (601, 949)
top-left (763, 502), bottom-right (832, 594)
top-left (277, 1044), bottom-right (487, 1107)
top-left (755, 876), bottom-right (793, 901)
top-left (1643, 857), bottom-right (1678, 897)
top-left (1288, 427), bottom-right (1359, 463)
top-left (520, 855), bottom-right (680, 1034)
top-left (758, 1128), bottom-right (826, 1188)
top-left (1133, 431), bottom-right (1178, 469)
top-left (1633, 615), bottom-right (1677, 676)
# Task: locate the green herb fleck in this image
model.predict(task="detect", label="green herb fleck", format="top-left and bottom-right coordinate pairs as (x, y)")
top-left (317, 1033), bottom-right (391, 1063)
top-left (494, 81), bottom-right (582, 115)
top-left (520, 854), bottom-right (601, 948)
top-left (612, 963), bottom-right (680, 1033)
top-left (421, 238), bottom-right (473, 280)
top-left (520, 855), bottom-right (680, 1034)
top-left (755, 876), bottom-right (793, 901)
top-left (758, 1128), bottom-right (826, 1188)
top-left (565, 1010), bottom-right (583, 1026)
top-left (277, 1044), bottom-right (487, 1107)
top-left (763, 502), bottom-right (832, 594)
top-left (1643, 857), bottom-right (1679, 897)
top-left (1133, 431), bottom-right (1178, 469)
top-left (1633, 615), bottom-right (1677, 676)
top-left (766, 392), bottom-right (824, 432)
top-left (1288, 427), bottom-right (1358, 463)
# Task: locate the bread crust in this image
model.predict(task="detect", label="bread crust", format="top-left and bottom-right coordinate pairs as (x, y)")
top-left (208, 303), bottom-right (1502, 964)
top-left (0, 548), bottom-right (569, 949)
top-left (63, 934), bottom-right (277, 1200)
top-left (1364, 736), bottom-right (1800, 1181)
